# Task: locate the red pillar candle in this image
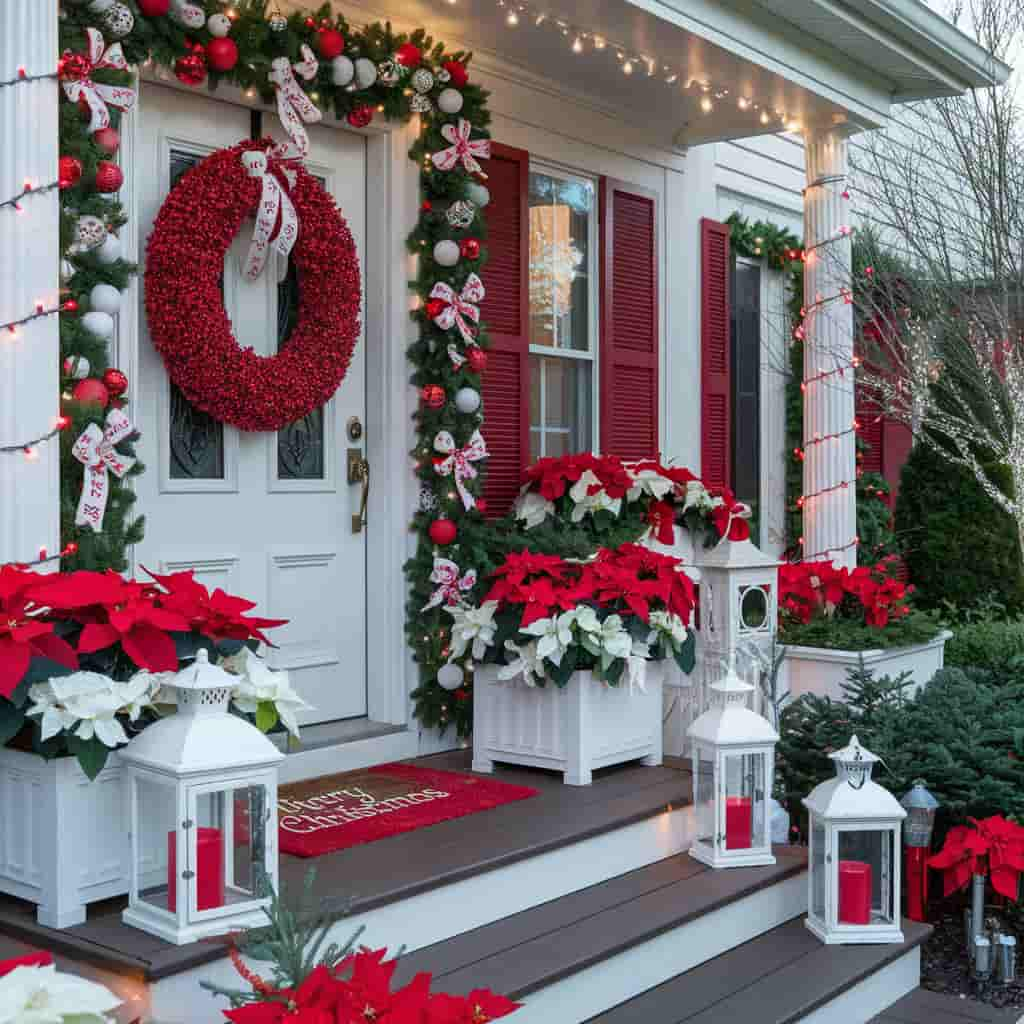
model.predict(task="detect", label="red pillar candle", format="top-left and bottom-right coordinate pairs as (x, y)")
top-left (725, 796), bottom-right (753, 849)
top-left (838, 860), bottom-right (872, 924)
top-left (167, 827), bottom-right (225, 912)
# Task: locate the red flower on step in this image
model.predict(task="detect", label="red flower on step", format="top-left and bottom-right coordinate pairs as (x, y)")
top-left (224, 965), bottom-right (339, 1023)
top-left (426, 990), bottom-right (521, 1023)
top-left (143, 567), bottom-right (288, 645)
top-left (334, 948), bottom-right (434, 1022)
top-left (928, 815), bottom-right (1024, 900)
top-left (646, 500), bottom-right (676, 545)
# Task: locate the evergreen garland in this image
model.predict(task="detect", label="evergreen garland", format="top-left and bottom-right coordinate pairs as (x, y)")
top-left (726, 212), bottom-right (802, 270)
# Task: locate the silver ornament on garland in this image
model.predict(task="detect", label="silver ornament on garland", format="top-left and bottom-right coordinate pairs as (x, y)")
top-left (437, 67), bottom-right (452, 84)
top-left (418, 487), bottom-right (438, 512)
top-left (411, 68), bottom-right (435, 93)
top-left (268, 11), bottom-right (287, 31)
top-left (437, 662), bottom-right (464, 690)
top-left (102, 3), bottom-right (134, 38)
top-left (445, 200), bottom-right (477, 229)
top-left (354, 57), bottom-right (378, 89)
top-left (410, 93), bottom-right (433, 114)
top-left (72, 215), bottom-right (107, 252)
top-left (331, 55), bottom-right (355, 86)
top-left (377, 59), bottom-right (402, 86)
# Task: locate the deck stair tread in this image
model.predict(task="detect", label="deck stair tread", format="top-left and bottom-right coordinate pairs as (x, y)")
top-left (870, 988), bottom-right (1021, 1023)
top-left (393, 845), bottom-right (807, 999)
top-left (583, 916), bottom-right (931, 1023)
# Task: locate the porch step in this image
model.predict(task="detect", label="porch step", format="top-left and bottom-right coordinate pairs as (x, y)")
top-left (586, 917), bottom-right (931, 1024)
top-left (392, 845), bottom-right (808, 1024)
top-left (871, 987), bottom-right (1020, 1023)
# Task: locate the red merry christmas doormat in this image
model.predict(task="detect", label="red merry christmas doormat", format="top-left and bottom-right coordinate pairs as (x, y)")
top-left (277, 763), bottom-right (539, 858)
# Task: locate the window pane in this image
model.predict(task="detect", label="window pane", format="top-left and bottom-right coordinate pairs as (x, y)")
top-left (529, 354), bottom-right (592, 459)
top-left (811, 821), bottom-right (827, 921)
top-left (838, 830), bottom-right (894, 925)
top-left (723, 752), bottom-right (767, 850)
top-left (528, 171), bottom-right (593, 352)
top-left (730, 261), bottom-right (760, 511)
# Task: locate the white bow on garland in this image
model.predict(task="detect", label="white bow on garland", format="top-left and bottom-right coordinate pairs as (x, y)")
top-left (268, 45), bottom-right (321, 163)
top-left (240, 150), bottom-right (299, 281)
top-left (431, 118), bottom-right (491, 177)
top-left (71, 407), bottom-right (137, 533)
top-left (433, 430), bottom-right (488, 510)
top-left (430, 273), bottom-right (485, 346)
top-left (60, 29), bottom-right (136, 135)
top-left (421, 557), bottom-right (478, 611)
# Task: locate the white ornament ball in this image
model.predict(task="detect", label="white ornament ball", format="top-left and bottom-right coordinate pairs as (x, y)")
top-left (96, 233), bottom-right (123, 265)
top-left (87, 0), bottom-right (115, 12)
top-left (354, 57), bottom-right (377, 89)
top-left (411, 68), bottom-right (435, 94)
top-left (454, 387), bottom-right (481, 414)
top-left (103, 3), bottom-right (135, 38)
top-left (63, 355), bottom-right (91, 380)
top-left (465, 182), bottom-right (490, 208)
top-left (74, 215), bottom-right (107, 251)
top-left (331, 55), bottom-right (354, 87)
top-left (81, 310), bottom-right (115, 341)
top-left (171, 1), bottom-right (205, 30)
top-left (437, 663), bottom-right (464, 690)
top-left (89, 283), bottom-right (122, 317)
top-left (437, 88), bottom-right (464, 115)
top-left (433, 239), bottom-right (460, 267)
top-left (207, 12), bottom-right (232, 36)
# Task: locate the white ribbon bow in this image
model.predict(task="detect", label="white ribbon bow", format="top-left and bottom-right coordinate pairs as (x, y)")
top-left (71, 407), bottom-right (136, 533)
top-left (422, 557), bottom-right (478, 611)
top-left (433, 429), bottom-right (488, 510)
top-left (268, 45), bottom-right (321, 163)
top-left (430, 273), bottom-right (485, 346)
top-left (61, 29), bottom-right (136, 135)
top-left (240, 150), bottom-right (299, 281)
top-left (430, 119), bottom-right (491, 177)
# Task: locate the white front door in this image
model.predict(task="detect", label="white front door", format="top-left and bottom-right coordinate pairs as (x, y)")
top-left (134, 84), bottom-right (368, 726)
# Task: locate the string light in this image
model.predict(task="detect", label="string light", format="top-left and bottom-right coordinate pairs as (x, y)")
top-left (2, 541), bottom-right (79, 571)
top-left (0, 69), bottom-right (57, 89)
top-left (2, 301), bottom-right (74, 338)
top-left (0, 179), bottom-right (60, 214)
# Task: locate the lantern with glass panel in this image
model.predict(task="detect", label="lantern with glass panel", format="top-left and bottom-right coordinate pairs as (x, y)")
top-left (120, 650), bottom-right (284, 945)
top-left (803, 736), bottom-right (906, 945)
top-left (686, 662), bottom-right (779, 869)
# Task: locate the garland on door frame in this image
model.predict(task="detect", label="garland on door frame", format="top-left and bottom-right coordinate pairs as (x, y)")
top-left (49, 0), bottom-right (498, 735)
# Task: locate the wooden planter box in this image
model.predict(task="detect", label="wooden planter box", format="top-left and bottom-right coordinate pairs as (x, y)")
top-left (472, 664), bottom-right (664, 786)
top-left (781, 630), bottom-right (953, 702)
top-left (0, 747), bottom-right (129, 928)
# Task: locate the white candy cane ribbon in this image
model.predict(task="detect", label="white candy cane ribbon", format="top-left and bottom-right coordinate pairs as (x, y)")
top-left (447, 343), bottom-right (466, 368)
top-left (433, 429), bottom-right (488, 510)
top-left (430, 273), bottom-right (485, 346)
top-left (421, 557), bottom-right (478, 611)
top-left (268, 45), bottom-right (321, 163)
top-left (240, 150), bottom-right (299, 281)
top-left (71, 407), bottom-right (136, 533)
top-left (430, 119), bottom-right (491, 177)
top-left (61, 29), bottom-right (136, 135)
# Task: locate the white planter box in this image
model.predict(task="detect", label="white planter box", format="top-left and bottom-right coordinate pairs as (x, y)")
top-left (472, 663), bottom-right (664, 786)
top-left (781, 630), bottom-right (953, 702)
top-left (0, 748), bottom-right (129, 928)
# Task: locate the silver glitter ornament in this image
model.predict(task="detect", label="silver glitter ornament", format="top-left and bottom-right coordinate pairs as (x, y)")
top-left (377, 59), bottom-right (402, 86)
top-left (445, 200), bottom-right (476, 229)
top-left (437, 67), bottom-right (451, 84)
top-left (103, 3), bottom-right (134, 38)
top-left (411, 68), bottom-right (435, 94)
top-left (419, 487), bottom-right (438, 512)
top-left (268, 12), bottom-right (287, 31)
top-left (410, 93), bottom-right (433, 114)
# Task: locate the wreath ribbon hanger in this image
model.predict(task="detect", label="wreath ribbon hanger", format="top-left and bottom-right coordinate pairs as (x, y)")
top-left (240, 149), bottom-right (299, 282)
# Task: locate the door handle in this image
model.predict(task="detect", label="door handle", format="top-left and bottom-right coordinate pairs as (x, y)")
top-left (347, 448), bottom-right (370, 533)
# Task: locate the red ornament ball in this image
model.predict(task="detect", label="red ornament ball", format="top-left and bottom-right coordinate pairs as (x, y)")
top-left (443, 60), bottom-right (469, 88)
top-left (137, 0), bottom-right (171, 14)
top-left (58, 156), bottom-right (82, 189)
top-left (466, 347), bottom-right (488, 373)
top-left (459, 237), bottom-right (481, 260)
top-left (396, 43), bottom-right (422, 68)
top-left (58, 51), bottom-right (90, 82)
top-left (346, 105), bottom-right (374, 129)
top-left (421, 199), bottom-right (432, 212)
top-left (206, 37), bottom-right (239, 72)
top-left (425, 298), bottom-right (447, 320)
top-left (421, 384), bottom-right (446, 409)
top-left (101, 368), bottom-right (129, 397)
top-left (175, 52), bottom-right (207, 87)
top-left (93, 127), bottom-right (120, 155)
top-left (94, 161), bottom-right (123, 193)
top-left (316, 28), bottom-right (345, 59)
top-left (476, 498), bottom-right (488, 516)
top-left (429, 518), bottom-right (457, 546)
top-left (71, 378), bottom-right (109, 408)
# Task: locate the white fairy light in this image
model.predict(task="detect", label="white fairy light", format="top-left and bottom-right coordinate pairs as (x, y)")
top-left (506, 9), bottom-right (519, 25)
top-left (572, 36), bottom-right (583, 53)
top-left (700, 95), bottom-right (713, 113)
top-left (622, 60), bottom-right (634, 75)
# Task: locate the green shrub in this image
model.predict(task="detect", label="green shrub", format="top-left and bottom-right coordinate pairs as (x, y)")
top-left (895, 441), bottom-right (1023, 614)
top-left (945, 617), bottom-right (1024, 671)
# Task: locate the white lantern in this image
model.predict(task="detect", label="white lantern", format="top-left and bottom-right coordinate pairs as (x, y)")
top-left (803, 735), bottom-right (906, 945)
top-left (686, 663), bottom-right (778, 869)
top-left (120, 650), bottom-right (284, 945)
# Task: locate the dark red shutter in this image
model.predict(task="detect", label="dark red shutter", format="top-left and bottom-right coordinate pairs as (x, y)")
top-left (700, 218), bottom-right (731, 490)
top-left (480, 142), bottom-right (529, 517)
top-left (599, 179), bottom-right (659, 458)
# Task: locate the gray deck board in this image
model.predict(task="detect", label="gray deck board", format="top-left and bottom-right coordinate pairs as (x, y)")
top-left (870, 988), bottom-right (1021, 1023)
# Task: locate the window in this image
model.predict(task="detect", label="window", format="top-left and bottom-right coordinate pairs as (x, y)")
top-left (731, 258), bottom-right (761, 514)
top-left (527, 167), bottom-right (598, 459)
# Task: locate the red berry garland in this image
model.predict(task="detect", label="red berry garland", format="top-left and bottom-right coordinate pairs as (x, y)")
top-left (144, 141), bottom-right (362, 432)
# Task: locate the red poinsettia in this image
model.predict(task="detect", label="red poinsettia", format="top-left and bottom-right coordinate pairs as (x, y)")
top-left (522, 453), bottom-right (633, 502)
top-left (709, 487), bottom-right (751, 542)
top-left (645, 500), bottom-right (676, 545)
top-left (928, 815), bottom-right (1024, 899)
top-left (426, 990), bottom-right (522, 1023)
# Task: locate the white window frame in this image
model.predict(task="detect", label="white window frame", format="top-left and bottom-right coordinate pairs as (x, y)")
top-left (527, 160), bottom-right (600, 458)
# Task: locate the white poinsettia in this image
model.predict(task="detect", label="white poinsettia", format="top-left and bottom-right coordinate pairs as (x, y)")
top-left (446, 600), bottom-right (498, 661)
top-left (498, 638), bottom-right (543, 686)
top-left (0, 962), bottom-right (121, 1024)
top-left (625, 465), bottom-right (674, 502)
top-left (681, 479), bottom-right (714, 513)
top-left (131, 669), bottom-right (177, 707)
top-left (648, 609), bottom-right (690, 648)
top-left (576, 608), bottom-right (632, 665)
top-left (513, 489), bottom-right (554, 529)
top-left (568, 470), bottom-right (622, 522)
top-left (228, 649), bottom-right (312, 740)
top-left (521, 610), bottom-right (575, 666)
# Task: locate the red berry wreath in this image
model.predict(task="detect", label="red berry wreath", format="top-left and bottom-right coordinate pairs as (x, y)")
top-left (144, 140), bottom-right (361, 432)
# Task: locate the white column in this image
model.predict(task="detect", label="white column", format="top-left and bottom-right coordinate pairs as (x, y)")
top-left (802, 126), bottom-right (857, 568)
top-left (0, 1), bottom-right (60, 566)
